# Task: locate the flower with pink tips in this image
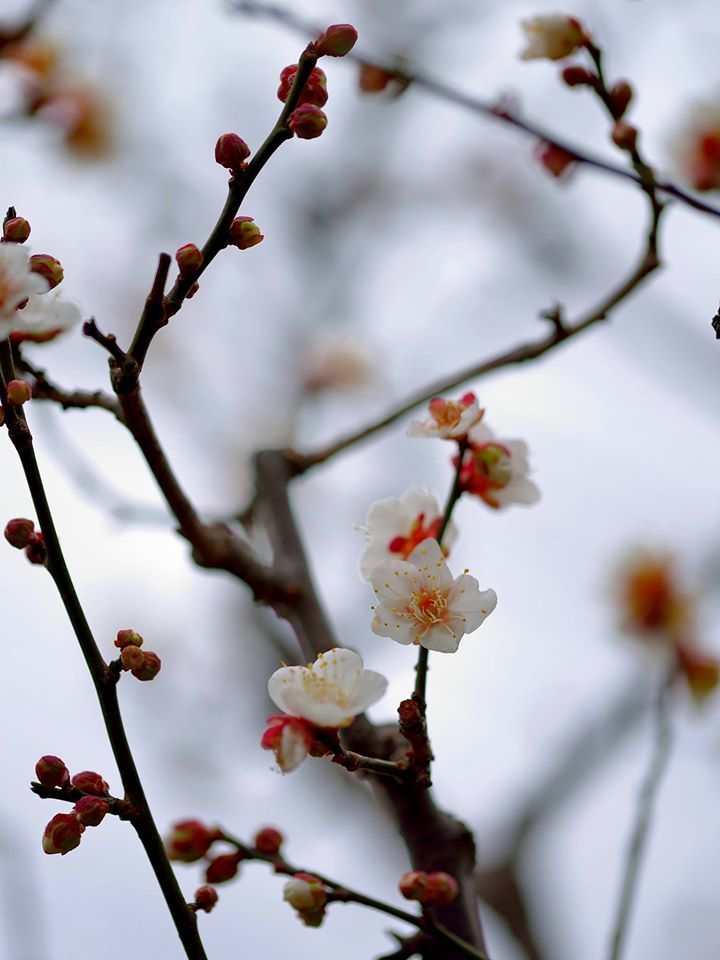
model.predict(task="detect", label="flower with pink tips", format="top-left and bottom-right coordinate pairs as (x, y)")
top-left (407, 391), bottom-right (483, 440)
top-left (458, 422), bottom-right (540, 510)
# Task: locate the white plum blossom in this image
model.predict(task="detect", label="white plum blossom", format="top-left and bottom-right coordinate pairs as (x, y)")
top-left (0, 243), bottom-right (48, 335)
top-left (519, 14), bottom-right (586, 61)
top-left (667, 99), bottom-right (720, 192)
top-left (358, 488), bottom-right (458, 580)
top-left (12, 292), bottom-right (81, 342)
top-left (459, 422), bottom-right (540, 510)
top-left (267, 647), bottom-right (388, 729)
top-left (407, 392), bottom-right (483, 440)
top-left (370, 539), bottom-right (497, 653)
top-left (297, 332), bottom-right (373, 393)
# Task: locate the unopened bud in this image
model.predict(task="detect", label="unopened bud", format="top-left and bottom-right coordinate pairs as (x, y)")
top-left (194, 886), bottom-right (219, 913)
top-left (561, 65), bottom-right (596, 88)
top-left (215, 133), bottom-right (251, 171)
top-left (29, 254), bottom-right (63, 289)
top-left (399, 870), bottom-right (429, 901)
top-left (535, 140), bottom-right (576, 178)
top-left (120, 645), bottom-right (145, 672)
top-left (35, 755), bottom-right (69, 788)
top-left (423, 872), bottom-right (459, 905)
top-left (611, 121), bottom-right (638, 152)
top-left (227, 216), bottom-right (264, 250)
top-left (283, 873), bottom-right (327, 911)
top-left (205, 852), bottom-right (243, 884)
top-left (6, 379), bottom-right (32, 405)
top-left (609, 81), bottom-right (633, 120)
top-left (42, 813), bottom-right (83, 855)
top-left (288, 104), bottom-right (328, 140)
top-left (5, 517), bottom-right (35, 549)
top-left (166, 820), bottom-right (220, 862)
top-left (253, 826), bottom-right (283, 855)
top-left (74, 795), bottom-right (110, 827)
top-left (24, 535), bottom-right (46, 565)
top-left (277, 64), bottom-right (328, 108)
top-left (115, 629), bottom-right (143, 649)
top-left (175, 243), bottom-right (203, 276)
top-left (3, 217), bottom-right (31, 243)
top-left (315, 24), bottom-right (358, 58)
top-left (70, 770), bottom-right (109, 796)
top-left (131, 649), bottom-right (161, 681)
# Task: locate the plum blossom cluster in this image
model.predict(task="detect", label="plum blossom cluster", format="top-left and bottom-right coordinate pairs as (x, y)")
top-left (35, 757), bottom-right (111, 855)
top-left (617, 551), bottom-right (719, 702)
top-left (113, 629), bottom-right (162, 682)
top-left (261, 648), bottom-right (387, 773)
top-left (0, 216), bottom-right (80, 344)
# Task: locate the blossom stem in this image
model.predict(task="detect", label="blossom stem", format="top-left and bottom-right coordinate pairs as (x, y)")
top-left (607, 666), bottom-right (676, 960)
top-left (0, 340), bottom-right (208, 960)
top-left (413, 440), bottom-right (469, 703)
top-left (220, 834), bottom-right (489, 959)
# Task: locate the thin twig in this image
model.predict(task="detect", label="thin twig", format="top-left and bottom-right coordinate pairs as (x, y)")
top-left (230, 0), bottom-right (720, 221)
top-left (0, 341), bottom-right (208, 960)
top-left (607, 667), bottom-right (676, 960)
top-left (16, 353), bottom-right (123, 421)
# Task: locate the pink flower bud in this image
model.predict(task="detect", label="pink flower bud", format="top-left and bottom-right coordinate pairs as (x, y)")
top-left (131, 650), bottom-right (162, 681)
top-left (205, 852), bottom-right (243, 884)
top-left (288, 104), bottom-right (328, 140)
top-left (74, 795), bottom-right (110, 827)
top-left (42, 813), bottom-right (84, 855)
top-left (611, 121), bottom-right (639, 152)
top-left (194, 885), bottom-right (219, 913)
top-left (120, 645), bottom-right (145, 671)
top-left (35, 755), bottom-right (69, 788)
top-left (609, 81), bottom-right (633, 120)
top-left (6, 379), bottom-right (32, 405)
top-left (165, 820), bottom-right (220, 862)
top-left (399, 870), bottom-right (429, 901)
top-left (423, 872), bottom-right (459, 905)
top-left (175, 243), bottom-right (203, 276)
top-left (3, 217), bottom-right (31, 243)
top-left (283, 873), bottom-right (327, 911)
top-left (253, 827), bottom-right (283, 855)
top-left (214, 133), bottom-right (251, 171)
top-left (277, 64), bottom-right (328, 108)
top-left (70, 771), bottom-right (109, 796)
top-left (261, 715), bottom-right (314, 773)
top-left (29, 254), bottom-right (64, 289)
top-left (535, 141), bottom-right (576, 178)
top-left (24, 535), bottom-right (47, 565)
top-left (561, 65), bottom-right (596, 88)
top-left (115, 629), bottom-right (143, 649)
top-left (315, 24), bottom-right (358, 58)
top-left (5, 518), bottom-right (36, 549)
top-left (227, 217), bottom-right (264, 250)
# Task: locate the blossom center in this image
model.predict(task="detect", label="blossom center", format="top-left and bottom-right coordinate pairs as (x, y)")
top-left (388, 512), bottom-right (443, 560)
top-left (428, 398), bottom-right (464, 430)
top-left (409, 589), bottom-right (448, 626)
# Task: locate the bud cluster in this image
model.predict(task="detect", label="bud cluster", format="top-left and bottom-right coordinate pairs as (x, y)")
top-left (4, 517), bottom-right (46, 565)
top-left (283, 872), bottom-right (328, 927)
top-left (35, 756), bottom-right (111, 855)
top-left (114, 628), bottom-right (162, 682)
top-left (398, 870), bottom-right (459, 905)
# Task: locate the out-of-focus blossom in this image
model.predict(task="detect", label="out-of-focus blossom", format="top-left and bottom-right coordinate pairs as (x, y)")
top-left (194, 886), bottom-right (219, 913)
top-left (358, 488), bottom-right (457, 580)
top-left (458, 422), bottom-right (540, 509)
top-left (669, 99), bottom-right (720, 191)
top-left (205, 852), bottom-right (243, 884)
top-left (10, 292), bottom-right (81, 344)
top-left (298, 333), bottom-right (373, 394)
top-left (358, 63), bottom-right (410, 96)
top-left (34, 84), bottom-right (114, 158)
top-left (283, 873), bottom-right (327, 926)
top-left (407, 392), bottom-right (483, 440)
top-left (370, 539), bottom-right (497, 653)
top-left (0, 244), bottom-right (48, 332)
top-left (267, 648), bottom-right (387, 729)
top-left (519, 15), bottom-right (586, 61)
top-left (535, 140), bottom-right (577, 178)
top-left (165, 820), bottom-right (221, 862)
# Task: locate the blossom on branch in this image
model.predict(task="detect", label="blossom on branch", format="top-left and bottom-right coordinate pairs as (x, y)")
top-left (11, 292), bottom-right (81, 343)
top-left (407, 391), bottom-right (483, 440)
top-left (369, 539), bottom-right (497, 653)
top-left (519, 15), bottom-right (586, 61)
top-left (358, 488), bottom-right (457, 580)
top-left (267, 648), bottom-right (387, 729)
top-left (669, 99), bottom-right (720, 192)
top-left (457, 422), bottom-right (540, 509)
top-left (283, 873), bottom-right (327, 927)
top-left (0, 243), bottom-right (48, 332)
top-left (42, 813), bottom-right (84, 855)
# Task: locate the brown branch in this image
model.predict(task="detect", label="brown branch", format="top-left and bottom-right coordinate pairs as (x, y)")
top-left (231, 0), bottom-right (720, 222)
top-left (16, 354), bottom-right (123, 420)
top-left (0, 341), bottom-right (208, 960)
top-left (293, 200), bottom-right (664, 472)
